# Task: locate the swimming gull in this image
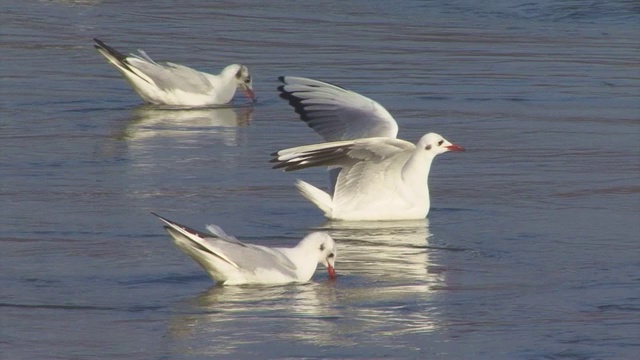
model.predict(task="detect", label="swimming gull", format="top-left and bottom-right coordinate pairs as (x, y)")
top-left (94, 38), bottom-right (255, 107)
top-left (271, 133), bottom-right (464, 221)
top-left (152, 213), bottom-right (337, 285)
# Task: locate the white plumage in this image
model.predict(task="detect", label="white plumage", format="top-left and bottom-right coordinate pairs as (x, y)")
top-left (94, 38), bottom-right (255, 107)
top-left (153, 213), bottom-right (337, 285)
top-left (276, 76), bottom-right (464, 220)
top-left (272, 133), bottom-right (464, 221)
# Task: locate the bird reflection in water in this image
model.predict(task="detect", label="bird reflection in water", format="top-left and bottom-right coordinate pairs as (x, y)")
top-left (167, 282), bottom-right (348, 356)
top-left (314, 220), bottom-right (442, 337)
top-left (166, 220), bottom-right (443, 356)
top-left (118, 105), bottom-right (253, 146)
top-left (317, 219), bottom-right (442, 298)
top-left (109, 105), bottom-right (254, 202)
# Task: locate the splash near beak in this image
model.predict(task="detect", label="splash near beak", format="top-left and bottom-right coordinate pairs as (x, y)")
top-left (446, 144), bottom-right (465, 152)
top-left (327, 264), bottom-right (337, 279)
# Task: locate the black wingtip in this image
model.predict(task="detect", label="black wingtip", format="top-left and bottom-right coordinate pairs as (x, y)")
top-left (271, 162), bottom-right (289, 170)
top-left (277, 88), bottom-right (309, 121)
top-left (151, 211), bottom-right (169, 223)
top-left (151, 212), bottom-right (180, 228)
top-left (276, 84), bottom-right (295, 102)
top-left (93, 38), bottom-right (108, 49)
top-left (153, 213), bottom-right (215, 241)
top-left (92, 38), bottom-right (127, 62)
top-left (277, 91), bottom-right (291, 102)
top-left (277, 76), bottom-right (286, 83)
top-left (93, 38), bottom-right (104, 50)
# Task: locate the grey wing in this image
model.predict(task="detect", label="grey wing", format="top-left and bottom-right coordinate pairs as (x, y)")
top-left (272, 137), bottom-right (414, 172)
top-left (153, 213), bottom-right (297, 276)
top-left (204, 226), bottom-right (297, 274)
top-left (272, 137), bottom-right (413, 204)
top-left (208, 241), bottom-right (298, 277)
top-left (126, 54), bottom-right (214, 94)
top-left (278, 76), bottom-right (399, 141)
top-left (206, 224), bottom-right (245, 245)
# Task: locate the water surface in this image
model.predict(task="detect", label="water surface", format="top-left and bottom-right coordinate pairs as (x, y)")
top-left (1, 1), bottom-right (639, 359)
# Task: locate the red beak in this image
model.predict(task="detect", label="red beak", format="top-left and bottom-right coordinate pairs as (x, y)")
top-left (446, 144), bottom-right (465, 152)
top-left (243, 88), bottom-right (256, 102)
top-left (327, 264), bottom-right (337, 279)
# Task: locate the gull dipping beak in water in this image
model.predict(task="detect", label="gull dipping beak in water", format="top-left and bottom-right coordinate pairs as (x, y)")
top-left (93, 38), bottom-right (256, 107)
top-left (152, 213), bottom-right (337, 285)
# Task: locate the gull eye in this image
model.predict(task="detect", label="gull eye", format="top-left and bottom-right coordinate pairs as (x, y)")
top-left (328, 253), bottom-right (335, 258)
top-left (437, 140), bottom-right (444, 146)
top-left (425, 144), bottom-right (432, 150)
top-left (244, 77), bottom-right (251, 84)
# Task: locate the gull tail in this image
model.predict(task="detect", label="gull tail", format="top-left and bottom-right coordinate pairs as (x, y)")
top-left (94, 38), bottom-right (130, 70)
top-left (295, 180), bottom-right (333, 217)
top-left (151, 212), bottom-right (239, 269)
top-left (93, 38), bottom-right (153, 85)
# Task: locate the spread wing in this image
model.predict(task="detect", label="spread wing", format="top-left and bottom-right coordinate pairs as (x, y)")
top-left (271, 137), bottom-right (414, 208)
top-left (272, 137), bottom-right (413, 171)
top-left (278, 76), bottom-right (398, 141)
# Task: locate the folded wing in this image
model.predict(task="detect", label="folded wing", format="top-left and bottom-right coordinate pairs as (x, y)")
top-left (94, 38), bottom-right (213, 94)
top-left (153, 213), bottom-right (298, 277)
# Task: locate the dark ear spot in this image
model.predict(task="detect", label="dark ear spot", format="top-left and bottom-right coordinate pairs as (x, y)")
top-left (425, 144), bottom-right (432, 150)
top-left (235, 69), bottom-right (243, 79)
top-left (320, 244), bottom-right (325, 251)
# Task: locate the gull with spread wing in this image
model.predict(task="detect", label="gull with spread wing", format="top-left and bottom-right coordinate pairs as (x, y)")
top-left (94, 38), bottom-right (255, 107)
top-left (271, 133), bottom-right (464, 221)
top-left (152, 213), bottom-right (337, 285)
top-left (278, 76), bottom-right (398, 141)
top-left (275, 76), bottom-right (464, 221)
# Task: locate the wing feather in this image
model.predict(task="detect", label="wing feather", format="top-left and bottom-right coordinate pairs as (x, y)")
top-left (278, 76), bottom-right (398, 141)
top-left (125, 58), bottom-right (213, 93)
top-left (271, 137), bottom-right (413, 171)
top-left (152, 213), bottom-right (298, 276)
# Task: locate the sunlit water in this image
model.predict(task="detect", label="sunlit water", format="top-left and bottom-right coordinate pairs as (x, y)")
top-left (1, 1), bottom-right (639, 359)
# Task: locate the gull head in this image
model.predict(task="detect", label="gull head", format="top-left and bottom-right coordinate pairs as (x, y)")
top-left (302, 232), bottom-right (337, 278)
top-left (234, 65), bottom-right (256, 102)
top-left (418, 132), bottom-right (465, 155)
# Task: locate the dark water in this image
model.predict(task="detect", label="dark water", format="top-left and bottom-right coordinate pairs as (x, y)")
top-left (1, 1), bottom-right (639, 359)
